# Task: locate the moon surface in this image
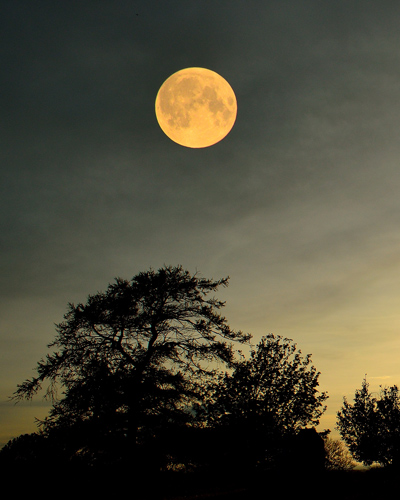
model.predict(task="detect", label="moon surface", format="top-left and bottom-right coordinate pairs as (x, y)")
top-left (155, 67), bottom-right (237, 148)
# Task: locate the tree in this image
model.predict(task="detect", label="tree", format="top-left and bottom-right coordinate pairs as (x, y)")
top-left (199, 334), bottom-right (328, 469)
top-left (0, 433), bottom-right (48, 466)
top-left (324, 437), bottom-right (356, 471)
top-left (337, 378), bottom-right (400, 467)
top-left (12, 265), bottom-right (251, 468)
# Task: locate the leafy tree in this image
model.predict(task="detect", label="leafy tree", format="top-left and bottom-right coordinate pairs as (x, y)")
top-left (324, 437), bottom-right (356, 471)
top-left (0, 430), bottom-right (83, 475)
top-left (0, 433), bottom-right (48, 466)
top-left (12, 265), bottom-right (251, 468)
top-left (337, 378), bottom-right (400, 467)
top-left (199, 334), bottom-right (328, 469)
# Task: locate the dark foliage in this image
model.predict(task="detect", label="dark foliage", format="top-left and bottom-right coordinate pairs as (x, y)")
top-left (337, 378), bottom-right (400, 467)
top-left (10, 265), bottom-right (251, 468)
top-left (198, 334), bottom-right (328, 470)
top-left (4, 265), bottom-right (334, 486)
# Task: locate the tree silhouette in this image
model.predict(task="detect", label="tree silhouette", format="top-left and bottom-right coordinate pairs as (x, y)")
top-left (198, 334), bottom-right (328, 470)
top-left (12, 265), bottom-right (251, 469)
top-left (337, 378), bottom-right (400, 468)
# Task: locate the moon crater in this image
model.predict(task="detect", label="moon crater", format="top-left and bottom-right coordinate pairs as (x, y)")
top-left (155, 67), bottom-right (237, 148)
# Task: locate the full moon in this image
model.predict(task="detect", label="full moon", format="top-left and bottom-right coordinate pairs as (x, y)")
top-left (155, 67), bottom-right (237, 148)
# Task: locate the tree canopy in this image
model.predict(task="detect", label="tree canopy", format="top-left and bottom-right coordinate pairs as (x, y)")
top-left (196, 335), bottom-right (328, 469)
top-left (203, 335), bottom-right (328, 432)
top-left (6, 265), bottom-right (331, 476)
top-left (337, 378), bottom-right (400, 467)
top-left (12, 265), bottom-right (251, 467)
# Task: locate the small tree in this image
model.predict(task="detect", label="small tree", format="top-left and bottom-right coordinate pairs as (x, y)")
top-left (12, 265), bottom-right (251, 467)
top-left (324, 438), bottom-right (356, 471)
top-left (337, 378), bottom-right (400, 467)
top-left (200, 334), bottom-right (328, 469)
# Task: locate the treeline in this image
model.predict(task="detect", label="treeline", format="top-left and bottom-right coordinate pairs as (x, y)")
top-left (1, 265), bottom-right (397, 488)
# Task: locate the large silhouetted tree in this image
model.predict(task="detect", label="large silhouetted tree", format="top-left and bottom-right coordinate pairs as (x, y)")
top-left (12, 265), bottom-right (251, 469)
top-left (337, 378), bottom-right (400, 467)
top-left (198, 334), bottom-right (328, 470)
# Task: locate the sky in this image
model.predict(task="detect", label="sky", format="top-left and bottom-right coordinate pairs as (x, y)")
top-left (2, 0), bottom-right (400, 447)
